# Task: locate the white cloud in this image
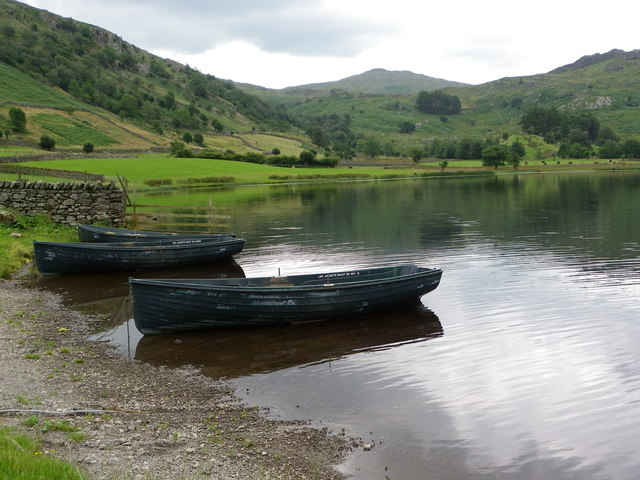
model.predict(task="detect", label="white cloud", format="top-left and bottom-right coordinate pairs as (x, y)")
top-left (19, 0), bottom-right (640, 89)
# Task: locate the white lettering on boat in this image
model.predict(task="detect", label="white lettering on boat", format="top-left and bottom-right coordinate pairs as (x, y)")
top-left (316, 271), bottom-right (360, 279)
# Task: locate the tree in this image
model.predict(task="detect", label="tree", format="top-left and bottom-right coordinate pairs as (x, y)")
top-left (439, 160), bottom-right (449, 172)
top-left (508, 154), bottom-right (521, 170)
top-left (271, 148), bottom-right (281, 155)
top-left (46, 66), bottom-right (74, 91)
top-left (411, 148), bottom-right (423, 166)
top-left (307, 125), bottom-right (330, 149)
top-left (299, 150), bottom-right (316, 164)
top-left (360, 139), bottom-right (381, 158)
top-left (169, 141), bottom-right (193, 157)
top-left (83, 142), bottom-right (94, 153)
top-left (211, 119), bottom-right (224, 132)
top-left (182, 132), bottom-right (193, 143)
top-left (469, 140), bottom-right (484, 159)
top-left (8, 107), bottom-right (27, 132)
top-left (118, 93), bottom-right (139, 118)
top-left (557, 142), bottom-right (572, 159)
top-left (482, 144), bottom-right (511, 169)
top-left (189, 76), bottom-right (208, 98)
top-left (510, 140), bottom-right (526, 158)
top-left (596, 126), bottom-right (619, 146)
top-left (158, 91), bottom-right (175, 110)
top-left (568, 128), bottom-right (589, 146)
top-left (398, 121), bottom-right (416, 134)
top-left (455, 138), bottom-right (473, 160)
top-left (621, 139), bottom-right (640, 158)
top-left (39, 135), bottom-right (55, 151)
top-left (193, 133), bottom-right (204, 146)
top-left (569, 112), bottom-right (600, 143)
top-left (171, 107), bottom-right (200, 130)
top-left (94, 46), bottom-right (117, 67)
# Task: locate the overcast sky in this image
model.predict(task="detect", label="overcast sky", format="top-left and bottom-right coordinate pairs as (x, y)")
top-left (20, 0), bottom-right (640, 89)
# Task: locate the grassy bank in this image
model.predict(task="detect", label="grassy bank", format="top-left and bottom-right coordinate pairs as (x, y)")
top-left (6, 154), bottom-right (639, 190)
top-left (0, 427), bottom-right (87, 480)
top-left (0, 214), bottom-right (76, 278)
top-left (7, 154), bottom-right (490, 190)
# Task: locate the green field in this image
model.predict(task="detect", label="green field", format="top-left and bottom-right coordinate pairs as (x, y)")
top-left (14, 154), bottom-right (443, 188)
top-left (4, 152), bottom-right (636, 190)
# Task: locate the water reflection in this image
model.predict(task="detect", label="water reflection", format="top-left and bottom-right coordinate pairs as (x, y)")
top-left (135, 304), bottom-right (442, 378)
top-left (31, 261), bottom-right (246, 337)
top-left (31, 260), bottom-right (245, 307)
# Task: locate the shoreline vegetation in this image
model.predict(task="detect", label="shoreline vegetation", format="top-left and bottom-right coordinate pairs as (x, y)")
top-left (2, 153), bottom-right (639, 192)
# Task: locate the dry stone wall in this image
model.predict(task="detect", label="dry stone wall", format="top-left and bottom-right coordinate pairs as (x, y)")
top-left (0, 180), bottom-right (125, 226)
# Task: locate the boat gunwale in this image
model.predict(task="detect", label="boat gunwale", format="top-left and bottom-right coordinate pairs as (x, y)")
top-left (34, 237), bottom-right (246, 251)
top-left (78, 224), bottom-right (235, 238)
top-left (129, 266), bottom-right (442, 293)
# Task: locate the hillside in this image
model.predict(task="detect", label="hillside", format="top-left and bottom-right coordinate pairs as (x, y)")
top-left (0, 0), bottom-right (294, 151)
top-left (0, 62), bottom-right (168, 149)
top-left (262, 49), bottom-right (640, 158)
top-left (452, 48), bottom-right (640, 134)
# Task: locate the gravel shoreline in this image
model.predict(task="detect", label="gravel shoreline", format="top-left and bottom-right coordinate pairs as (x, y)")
top-left (0, 278), bottom-right (354, 479)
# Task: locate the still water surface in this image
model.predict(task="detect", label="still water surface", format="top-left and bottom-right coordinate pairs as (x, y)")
top-left (35, 172), bottom-right (640, 479)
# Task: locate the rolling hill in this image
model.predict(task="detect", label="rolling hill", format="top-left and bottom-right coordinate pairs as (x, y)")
top-left (237, 69), bottom-right (468, 106)
top-left (254, 49), bottom-right (640, 157)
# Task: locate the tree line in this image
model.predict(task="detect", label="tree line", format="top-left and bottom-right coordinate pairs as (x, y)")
top-left (169, 141), bottom-right (339, 168)
top-left (519, 106), bottom-right (640, 158)
top-left (415, 90), bottom-right (462, 115)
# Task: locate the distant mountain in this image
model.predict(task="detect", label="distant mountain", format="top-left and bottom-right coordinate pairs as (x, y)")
top-left (283, 68), bottom-right (468, 95)
top-left (550, 49), bottom-right (640, 74)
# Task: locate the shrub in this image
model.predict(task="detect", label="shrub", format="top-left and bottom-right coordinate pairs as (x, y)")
top-left (39, 135), bottom-right (55, 151)
top-left (144, 178), bottom-right (173, 186)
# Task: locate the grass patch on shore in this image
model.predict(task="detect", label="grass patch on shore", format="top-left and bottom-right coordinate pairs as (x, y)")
top-left (0, 214), bottom-right (76, 278)
top-left (0, 426), bottom-right (87, 480)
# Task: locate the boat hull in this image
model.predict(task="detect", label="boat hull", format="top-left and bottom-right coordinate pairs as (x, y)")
top-left (77, 224), bottom-right (235, 243)
top-left (129, 265), bottom-right (442, 334)
top-left (34, 238), bottom-right (245, 276)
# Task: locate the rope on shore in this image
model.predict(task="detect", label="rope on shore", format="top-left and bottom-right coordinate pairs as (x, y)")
top-left (0, 408), bottom-right (148, 416)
